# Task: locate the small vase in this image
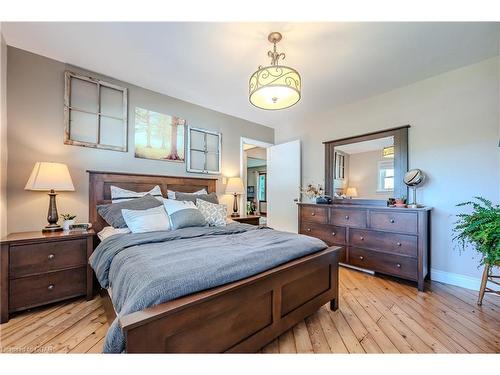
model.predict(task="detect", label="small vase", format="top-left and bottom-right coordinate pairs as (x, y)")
top-left (63, 219), bottom-right (75, 231)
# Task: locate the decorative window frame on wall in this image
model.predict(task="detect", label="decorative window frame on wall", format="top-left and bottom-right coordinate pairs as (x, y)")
top-left (186, 126), bottom-right (222, 174)
top-left (64, 71), bottom-right (128, 152)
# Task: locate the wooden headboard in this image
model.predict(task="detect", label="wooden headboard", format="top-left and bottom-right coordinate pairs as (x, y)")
top-left (88, 170), bottom-right (217, 233)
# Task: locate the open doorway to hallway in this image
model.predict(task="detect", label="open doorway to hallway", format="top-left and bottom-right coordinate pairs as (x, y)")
top-left (240, 137), bottom-right (273, 226)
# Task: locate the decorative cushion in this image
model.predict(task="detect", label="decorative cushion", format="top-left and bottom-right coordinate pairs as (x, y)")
top-left (121, 206), bottom-right (171, 233)
top-left (196, 199), bottom-right (227, 227)
top-left (162, 199), bottom-right (206, 230)
top-left (111, 185), bottom-right (163, 203)
top-left (175, 191), bottom-right (219, 204)
top-left (167, 188), bottom-right (207, 200)
top-left (97, 226), bottom-right (131, 241)
top-left (97, 194), bottom-right (163, 228)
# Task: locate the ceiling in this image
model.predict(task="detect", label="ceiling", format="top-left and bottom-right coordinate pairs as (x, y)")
top-left (336, 136), bottom-right (393, 154)
top-left (3, 22), bottom-right (499, 129)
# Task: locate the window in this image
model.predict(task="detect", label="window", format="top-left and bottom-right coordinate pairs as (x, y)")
top-left (186, 126), bottom-right (222, 174)
top-left (378, 160), bottom-right (394, 192)
top-left (64, 71), bottom-right (128, 151)
top-left (334, 151), bottom-right (346, 180)
top-left (258, 173), bottom-right (267, 202)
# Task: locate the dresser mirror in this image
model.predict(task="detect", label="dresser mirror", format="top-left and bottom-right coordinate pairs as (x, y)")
top-left (324, 126), bottom-right (409, 205)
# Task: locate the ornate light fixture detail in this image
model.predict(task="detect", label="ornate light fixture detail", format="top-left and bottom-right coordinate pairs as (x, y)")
top-left (249, 32), bottom-right (301, 110)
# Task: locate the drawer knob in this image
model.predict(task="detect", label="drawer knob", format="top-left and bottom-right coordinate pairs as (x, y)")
top-left (396, 242), bottom-right (402, 247)
top-left (307, 228), bottom-right (311, 232)
top-left (396, 263), bottom-right (401, 268)
top-left (331, 232), bottom-right (336, 236)
top-left (47, 284), bottom-right (55, 291)
top-left (390, 218), bottom-right (395, 223)
top-left (359, 256), bottom-right (364, 260)
top-left (345, 215), bottom-right (350, 220)
top-left (48, 253), bottom-right (55, 260)
top-left (360, 236), bottom-right (364, 241)
top-left (311, 212), bottom-right (316, 216)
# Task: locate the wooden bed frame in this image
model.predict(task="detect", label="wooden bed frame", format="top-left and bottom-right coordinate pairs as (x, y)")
top-left (88, 170), bottom-right (341, 353)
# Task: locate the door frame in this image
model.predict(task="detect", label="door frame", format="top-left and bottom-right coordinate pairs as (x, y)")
top-left (240, 137), bottom-right (274, 215)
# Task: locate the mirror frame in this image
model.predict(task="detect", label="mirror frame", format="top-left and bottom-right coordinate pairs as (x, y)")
top-left (324, 125), bottom-right (409, 205)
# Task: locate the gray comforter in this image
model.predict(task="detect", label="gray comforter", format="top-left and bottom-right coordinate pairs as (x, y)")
top-left (89, 223), bottom-right (327, 353)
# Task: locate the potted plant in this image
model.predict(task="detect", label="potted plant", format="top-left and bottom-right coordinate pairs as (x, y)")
top-left (61, 214), bottom-right (76, 231)
top-left (452, 197), bottom-right (500, 305)
top-left (394, 196), bottom-right (407, 208)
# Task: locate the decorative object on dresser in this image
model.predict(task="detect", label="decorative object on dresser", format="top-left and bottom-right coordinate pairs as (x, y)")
top-left (61, 213), bottom-right (76, 231)
top-left (453, 197), bottom-right (499, 305)
top-left (231, 214), bottom-right (261, 226)
top-left (345, 187), bottom-right (358, 199)
top-left (404, 169), bottom-right (426, 208)
top-left (298, 203), bottom-right (431, 291)
top-left (300, 183), bottom-right (324, 203)
top-left (225, 177), bottom-right (245, 217)
top-left (25, 162), bottom-right (75, 232)
top-left (0, 229), bottom-right (95, 323)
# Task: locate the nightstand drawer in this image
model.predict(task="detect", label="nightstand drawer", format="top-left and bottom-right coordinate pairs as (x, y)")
top-left (9, 267), bottom-right (86, 311)
top-left (9, 239), bottom-right (87, 278)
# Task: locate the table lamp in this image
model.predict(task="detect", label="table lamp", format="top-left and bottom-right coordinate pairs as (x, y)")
top-left (346, 187), bottom-right (358, 199)
top-left (25, 162), bottom-right (75, 232)
top-left (225, 177), bottom-right (245, 217)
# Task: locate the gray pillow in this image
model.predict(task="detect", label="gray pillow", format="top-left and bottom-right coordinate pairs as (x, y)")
top-left (163, 199), bottom-right (207, 230)
top-left (174, 192), bottom-right (218, 204)
top-left (97, 194), bottom-right (163, 228)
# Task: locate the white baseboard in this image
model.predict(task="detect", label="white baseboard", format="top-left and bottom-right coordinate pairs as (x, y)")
top-left (430, 268), bottom-right (483, 291)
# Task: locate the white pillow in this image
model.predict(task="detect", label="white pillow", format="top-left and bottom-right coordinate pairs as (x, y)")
top-left (97, 226), bottom-right (131, 241)
top-left (196, 199), bottom-right (227, 227)
top-left (111, 185), bottom-right (163, 203)
top-left (167, 188), bottom-right (207, 200)
top-left (121, 206), bottom-right (171, 233)
top-left (163, 199), bottom-right (207, 229)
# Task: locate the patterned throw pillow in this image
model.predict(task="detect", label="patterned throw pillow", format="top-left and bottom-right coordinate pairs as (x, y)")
top-left (196, 199), bottom-right (227, 227)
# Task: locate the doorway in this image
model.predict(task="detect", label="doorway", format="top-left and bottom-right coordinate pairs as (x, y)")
top-left (240, 137), bottom-right (273, 225)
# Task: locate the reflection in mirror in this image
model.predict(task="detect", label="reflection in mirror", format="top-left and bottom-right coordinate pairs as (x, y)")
top-left (333, 136), bottom-right (394, 200)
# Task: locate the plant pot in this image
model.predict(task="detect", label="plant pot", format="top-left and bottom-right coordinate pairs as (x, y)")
top-left (62, 219), bottom-right (75, 231)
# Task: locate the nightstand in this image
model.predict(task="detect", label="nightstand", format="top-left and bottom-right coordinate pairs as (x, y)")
top-left (231, 215), bottom-right (261, 226)
top-left (0, 229), bottom-right (95, 323)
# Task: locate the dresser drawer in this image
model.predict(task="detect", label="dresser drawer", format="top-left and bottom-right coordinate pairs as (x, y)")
top-left (300, 223), bottom-right (346, 245)
top-left (9, 267), bottom-right (86, 311)
top-left (9, 239), bottom-right (87, 278)
top-left (349, 229), bottom-right (418, 257)
top-left (348, 247), bottom-right (417, 281)
top-left (330, 208), bottom-right (367, 228)
top-left (369, 210), bottom-right (417, 234)
top-left (299, 206), bottom-right (328, 224)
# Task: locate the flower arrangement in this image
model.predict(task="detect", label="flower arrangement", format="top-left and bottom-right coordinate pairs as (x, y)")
top-left (301, 183), bottom-right (324, 199)
top-left (61, 214), bottom-right (76, 221)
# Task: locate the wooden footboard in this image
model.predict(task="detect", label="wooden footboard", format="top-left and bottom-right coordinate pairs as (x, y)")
top-left (119, 246), bottom-right (342, 353)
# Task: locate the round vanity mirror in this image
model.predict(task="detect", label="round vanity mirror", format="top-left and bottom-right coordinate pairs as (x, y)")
top-left (404, 169), bottom-right (426, 208)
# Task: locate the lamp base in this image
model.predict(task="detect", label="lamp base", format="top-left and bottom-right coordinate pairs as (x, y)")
top-left (230, 213), bottom-right (240, 218)
top-left (42, 224), bottom-right (63, 233)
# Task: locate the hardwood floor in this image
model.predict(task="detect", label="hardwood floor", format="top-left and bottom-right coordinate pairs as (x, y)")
top-left (1, 267), bottom-right (499, 354)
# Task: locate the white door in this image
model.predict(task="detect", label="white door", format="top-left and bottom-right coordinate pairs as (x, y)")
top-left (267, 140), bottom-right (301, 233)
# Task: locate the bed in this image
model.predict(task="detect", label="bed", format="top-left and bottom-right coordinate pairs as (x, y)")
top-left (87, 170), bottom-right (342, 353)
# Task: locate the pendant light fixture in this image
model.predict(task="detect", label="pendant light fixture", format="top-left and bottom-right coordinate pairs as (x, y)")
top-left (249, 32), bottom-right (301, 110)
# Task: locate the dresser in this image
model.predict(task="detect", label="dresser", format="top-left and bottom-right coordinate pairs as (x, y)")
top-left (0, 230), bottom-right (95, 323)
top-left (298, 203), bottom-right (431, 291)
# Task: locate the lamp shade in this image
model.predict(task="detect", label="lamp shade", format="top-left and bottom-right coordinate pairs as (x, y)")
top-left (346, 187), bottom-right (358, 198)
top-left (225, 177), bottom-right (245, 195)
top-left (25, 162), bottom-right (75, 191)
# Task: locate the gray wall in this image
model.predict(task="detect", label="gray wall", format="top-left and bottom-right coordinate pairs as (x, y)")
top-left (0, 25), bottom-right (7, 237)
top-left (276, 56), bottom-right (500, 288)
top-left (6, 47), bottom-right (274, 233)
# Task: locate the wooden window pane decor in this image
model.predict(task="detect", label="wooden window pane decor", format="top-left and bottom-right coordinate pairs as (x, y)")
top-left (64, 71), bottom-right (128, 152)
top-left (186, 126), bottom-right (222, 174)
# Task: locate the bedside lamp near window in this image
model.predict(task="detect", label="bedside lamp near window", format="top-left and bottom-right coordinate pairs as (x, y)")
top-left (346, 187), bottom-right (358, 199)
top-left (25, 162), bottom-right (75, 232)
top-left (225, 177), bottom-right (245, 217)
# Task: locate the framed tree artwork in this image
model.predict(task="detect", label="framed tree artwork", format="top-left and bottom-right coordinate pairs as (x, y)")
top-left (134, 107), bottom-right (185, 162)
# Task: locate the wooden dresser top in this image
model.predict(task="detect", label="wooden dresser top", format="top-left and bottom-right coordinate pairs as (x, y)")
top-left (1, 229), bottom-right (95, 244)
top-left (297, 202), bottom-right (432, 211)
